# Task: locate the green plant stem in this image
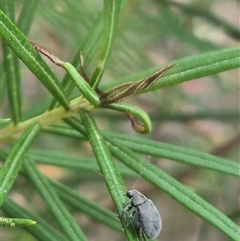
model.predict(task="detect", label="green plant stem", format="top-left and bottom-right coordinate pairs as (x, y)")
top-left (1, 96), bottom-right (94, 141)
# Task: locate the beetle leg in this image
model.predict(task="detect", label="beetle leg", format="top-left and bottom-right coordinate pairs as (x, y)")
top-left (118, 202), bottom-right (133, 219)
top-left (139, 225), bottom-right (147, 241)
top-left (122, 210), bottom-right (136, 230)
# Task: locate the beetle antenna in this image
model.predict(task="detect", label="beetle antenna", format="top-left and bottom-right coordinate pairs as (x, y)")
top-left (94, 170), bottom-right (126, 193)
top-left (132, 155), bottom-right (150, 190)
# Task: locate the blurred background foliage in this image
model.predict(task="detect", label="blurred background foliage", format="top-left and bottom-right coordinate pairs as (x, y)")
top-left (1, 0), bottom-right (239, 240)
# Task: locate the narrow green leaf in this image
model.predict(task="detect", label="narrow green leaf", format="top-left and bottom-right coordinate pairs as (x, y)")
top-left (106, 138), bottom-right (240, 240)
top-left (62, 62), bottom-right (100, 106)
top-left (104, 46), bottom-right (240, 93)
top-left (0, 62), bottom-right (6, 102)
top-left (51, 179), bottom-right (122, 233)
top-left (42, 123), bottom-right (86, 139)
top-left (0, 122), bottom-right (40, 205)
top-left (2, 43), bottom-right (22, 124)
top-left (0, 10), bottom-right (69, 109)
top-left (2, 198), bottom-right (68, 241)
top-left (78, 110), bottom-right (125, 209)
top-left (23, 157), bottom-right (88, 241)
top-left (28, 148), bottom-right (136, 177)
top-left (145, 46), bottom-right (240, 92)
top-left (41, 123), bottom-right (239, 177)
top-left (90, 0), bottom-right (122, 88)
top-left (1, 1), bottom-right (22, 124)
top-left (79, 110), bottom-right (138, 241)
top-left (148, 110), bottom-right (240, 121)
top-left (108, 133), bottom-right (240, 177)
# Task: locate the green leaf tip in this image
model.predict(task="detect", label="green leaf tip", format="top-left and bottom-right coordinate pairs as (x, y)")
top-left (0, 118), bottom-right (11, 125)
top-left (0, 217), bottom-right (37, 227)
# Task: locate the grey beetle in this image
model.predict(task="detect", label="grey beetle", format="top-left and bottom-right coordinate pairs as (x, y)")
top-left (119, 189), bottom-right (162, 241)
